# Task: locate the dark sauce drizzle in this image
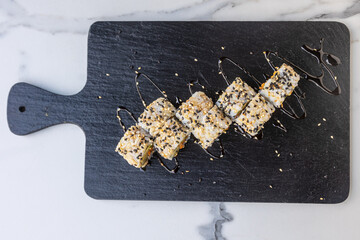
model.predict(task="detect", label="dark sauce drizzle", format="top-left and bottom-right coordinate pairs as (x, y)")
top-left (218, 57), bottom-right (262, 87)
top-left (155, 153), bottom-right (180, 174)
top-left (188, 79), bottom-right (206, 95)
top-left (116, 106), bottom-right (137, 133)
top-left (135, 72), bottom-right (168, 108)
top-left (272, 119), bottom-right (287, 132)
top-left (196, 139), bottom-right (225, 159)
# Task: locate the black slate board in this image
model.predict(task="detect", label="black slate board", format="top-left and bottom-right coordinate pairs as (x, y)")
top-left (7, 22), bottom-right (350, 203)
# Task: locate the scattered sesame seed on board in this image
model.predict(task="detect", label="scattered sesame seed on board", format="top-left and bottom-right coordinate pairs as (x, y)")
top-left (323, 118), bottom-right (327, 122)
top-left (175, 73), bottom-right (179, 77)
top-left (210, 158), bottom-right (214, 161)
top-left (318, 123), bottom-right (321, 126)
top-left (105, 73), bottom-right (110, 76)
top-left (279, 168), bottom-right (283, 172)
top-left (331, 136), bottom-right (334, 139)
top-left (194, 58), bottom-right (198, 62)
top-left (277, 153), bottom-right (280, 157)
top-left (269, 185), bottom-right (273, 189)
top-left (275, 150), bottom-right (278, 154)
top-left (221, 46), bottom-right (225, 50)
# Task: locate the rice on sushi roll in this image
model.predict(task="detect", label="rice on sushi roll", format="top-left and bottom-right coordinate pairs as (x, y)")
top-left (216, 77), bottom-right (256, 120)
top-left (235, 93), bottom-right (275, 137)
top-left (176, 91), bottom-right (214, 130)
top-left (259, 63), bottom-right (300, 108)
top-left (154, 117), bottom-right (191, 160)
top-left (193, 105), bottom-right (232, 149)
top-left (115, 125), bottom-right (154, 168)
top-left (138, 97), bottom-right (176, 137)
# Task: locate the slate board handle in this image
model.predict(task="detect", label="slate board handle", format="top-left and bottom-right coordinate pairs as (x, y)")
top-left (7, 82), bottom-right (81, 135)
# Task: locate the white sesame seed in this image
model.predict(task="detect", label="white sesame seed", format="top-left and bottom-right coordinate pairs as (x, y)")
top-left (105, 73), bottom-right (110, 76)
top-left (175, 73), bottom-right (179, 77)
top-left (221, 46), bottom-right (225, 50)
top-left (323, 118), bottom-right (326, 122)
top-left (194, 58), bottom-right (198, 62)
top-left (210, 158), bottom-right (214, 161)
top-left (318, 123), bottom-right (321, 126)
top-left (269, 185), bottom-right (273, 189)
top-left (330, 136), bottom-right (334, 139)
top-left (279, 168), bottom-right (283, 172)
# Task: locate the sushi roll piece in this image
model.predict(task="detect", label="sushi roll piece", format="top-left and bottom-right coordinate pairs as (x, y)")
top-left (115, 125), bottom-right (154, 168)
top-left (154, 117), bottom-right (191, 160)
top-left (235, 93), bottom-right (275, 136)
top-left (193, 105), bottom-right (232, 149)
top-left (216, 77), bottom-right (256, 120)
top-left (138, 97), bottom-right (176, 137)
top-left (176, 91), bottom-right (214, 130)
top-left (259, 63), bottom-right (300, 108)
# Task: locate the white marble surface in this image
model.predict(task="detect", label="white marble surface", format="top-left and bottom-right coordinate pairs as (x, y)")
top-left (0, 0), bottom-right (359, 239)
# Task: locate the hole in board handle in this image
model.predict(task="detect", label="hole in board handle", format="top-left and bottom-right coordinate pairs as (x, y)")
top-left (19, 106), bottom-right (26, 112)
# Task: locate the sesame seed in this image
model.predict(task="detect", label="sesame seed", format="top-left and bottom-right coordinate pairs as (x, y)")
top-left (269, 185), bottom-right (273, 189)
top-left (221, 46), bottom-right (225, 50)
top-left (138, 67), bottom-right (141, 70)
top-left (320, 197), bottom-right (324, 201)
top-left (175, 73), bottom-right (179, 77)
top-left (105, 73), bottom-right (110, 76)
top-left (318, 123), bottom-right (321, 126)
top-left (279, 168), bottom-right (283, 172)
top-left (323, 118), bottom-right (326, 122)
top-left (210, 158), bottom-right (214, 161)
top-left (194, 58), bottom-right (198, 62)
top-left (330, 136), bottom-right (334, 139)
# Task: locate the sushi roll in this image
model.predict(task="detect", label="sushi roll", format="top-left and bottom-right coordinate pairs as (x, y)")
top-left (216, 77), bottom-right (256, 120)
top-left (193, 105), bottom-right (232, 149)
top-left (115, 125), bottom-right (154, 168)
top-left (235, 93), bottom-right (275, 136)
top-left (154, 117), bottom-right (191, 160)
top-left (176, 91), bottom-right (214, 130)
top-left (138, 97), bottom-right (176, 137)
top-left (259, 63), bottom-right (300, 108)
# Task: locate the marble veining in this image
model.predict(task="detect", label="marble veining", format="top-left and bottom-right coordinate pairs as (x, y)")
top-left (0, 0), bottom-right (359, 240)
